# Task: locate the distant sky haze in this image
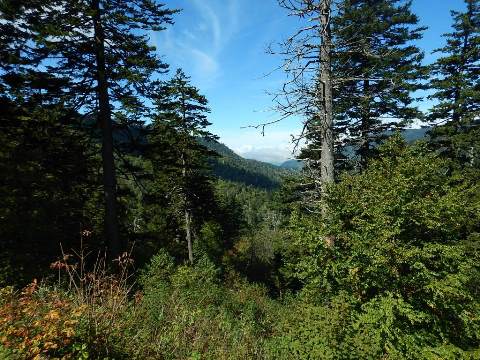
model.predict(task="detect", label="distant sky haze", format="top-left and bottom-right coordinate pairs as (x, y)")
top-left (154, 0), bottom-right (467, 164)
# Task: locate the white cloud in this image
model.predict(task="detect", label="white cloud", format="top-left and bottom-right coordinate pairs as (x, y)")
top-left (241, 147), bottom-right (294, 165)
top-left (153, 0), bottom-right (242, 88)
top-left (191, 0), bottom-right (222, 51)
top-left (219, 128), bottom-right (302, 164)
top-left (190, 49), bottom-right (219, 78)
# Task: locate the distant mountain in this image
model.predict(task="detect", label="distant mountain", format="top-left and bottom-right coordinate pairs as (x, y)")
top-left (280, 159), bottom-right (303, 170)
top-left (387, 127), bottom-right (429, 143)
top-left (200, 140), bottom-right (292, 190)
top-left (111, 126), bottom-right (428, 190)
top-left (202, 129), bottom-right (428, 188)
top-left (109, 127), bottom-right (291, 190)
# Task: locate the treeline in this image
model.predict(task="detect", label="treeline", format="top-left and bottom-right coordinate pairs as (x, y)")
top-left (265, 0), bottom-right (480, 358)
top-left (274, 0), bottom-right (479, 177)
top-left (203, 140), bottom-right (291, 190)
top-left (0, 0), bottom-right (293, 286)
top-left (0, 0), bottom-right (238, 284)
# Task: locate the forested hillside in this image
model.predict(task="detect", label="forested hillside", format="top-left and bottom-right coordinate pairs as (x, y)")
top-left (0, 0), bottom-right (479, 359)
top-left (202, 139), bottom-right (291, 189)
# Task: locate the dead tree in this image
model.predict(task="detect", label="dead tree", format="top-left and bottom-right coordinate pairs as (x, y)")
top-left (266, 0), bottom-right (335, 207)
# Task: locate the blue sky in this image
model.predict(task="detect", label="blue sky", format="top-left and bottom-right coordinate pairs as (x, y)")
top-left (153, 0), bottom-right (467, 164)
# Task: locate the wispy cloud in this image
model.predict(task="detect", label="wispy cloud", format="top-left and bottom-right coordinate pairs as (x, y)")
top-left (153, 0), bottom-right (242, 88)
top-left (191, 0), bottom-right (222, 51)
top-left (190, 49), bottom-right (219, 77)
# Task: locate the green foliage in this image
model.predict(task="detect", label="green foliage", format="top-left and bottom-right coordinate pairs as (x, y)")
top-left (0, 0), bottom-right (180, 281)
top-left (0, 344), bottom-right (16, 360)
top-left (285, 136), bottom-right (480, 357)
top-left (428, 0), bottom-right (480, 126)
top-left (145, 69), bottom-right (218, 262)
top-left (1, 135), bottom-right (479, 359)
top-left (197, 221), bottom-right (225, 262)
top-left (428, 0), bottom-right (480, 166)
top-left (138, 249), bottom-right (176, 289)
top-left (123, 253), bottom-right (276, 359)
top-left (214, 180), bottom-right (290, 290)
top-left (332, 0), bottom-right (427, 166)
top-left (228, 228), bottom-right (288, 292)
top-left (203, 140), bottom-right (291, 190)
top-left (21, 0), bottom-right (178, 118)
top-left (0, 0), bottom-right (179, 260)
top-left (215, 180), bottom-right (281, 230)
top-left (0, 99), bottom-right (100, 286)
top-left (1, 1), bottom-right (479, 358)
top-left (265, 294), bottom-right (352, 360)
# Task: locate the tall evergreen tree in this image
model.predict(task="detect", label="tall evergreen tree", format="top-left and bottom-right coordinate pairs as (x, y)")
top-left (7, 0), bottom-right (178, 260)
top-left (148, 69), bottom-right (218, 263)
top-left (0, 1), bottom-right (102, 283)
top-left (332, 0), bottom-right (427, 168)
top-left (428, 0), bottom-right (480, 166)
top-left (0, 97), bottom-right (99, 286)
top-left (0, 1), bottom-right (68, 106)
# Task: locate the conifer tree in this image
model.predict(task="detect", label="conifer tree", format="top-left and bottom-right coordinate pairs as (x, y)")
top-left (148, 69), bottom-right (218, 263)
top-left (332, 0), bottom-right (427, 168)
top-left (0, 1), bottom-right (101, 283)
top-left (7, 0), bottom-right (178, 260)
top-left (0, 1), bottom-right (67, 104)
top-left (428, 0), bottom-right (480, 166)
top-left (0, 96), bottom-right (99, 285)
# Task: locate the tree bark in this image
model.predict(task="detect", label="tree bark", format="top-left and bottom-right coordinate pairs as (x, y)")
top-left (185, 207), bottom-right (193, 264)
top-left (319, 0), bottom-right (334, 192)
top-left (181, 153), bottom-right (194, 263)
top-left (92, 0), bottom-right (122, 261)
top-left (360, 79), bottom-right (370, 169)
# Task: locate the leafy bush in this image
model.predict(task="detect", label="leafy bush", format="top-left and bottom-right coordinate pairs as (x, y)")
top-left (51, 249), bottom-right (134, 359)
top-left (283, 137), bottom-right (480, 358)
top-left (0, 247), bottom-right (135, 359)
top-left (3, 136), bottom-right (478, 359)
top-left (265, 294), bottom-right (352, 359)
top-left (123, 252), bottom-right (275, 359)
top-left (0, 281), bottom-right (87, 359)
top-left (1, 249), bottom-right (277, 359)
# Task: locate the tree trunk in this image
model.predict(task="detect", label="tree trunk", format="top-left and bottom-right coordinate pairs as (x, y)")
top-left (181, 153), bottom-right (194, 264)
top-left (453, 5), bottom-right (472, 127)
top-left (185, 207), bottom-right (193, 264)
top-left (359, 79), bottom-right (370, 169)
top-left (92, 0), bottom-right (122, 261)
top-left (319, 0), bottom-right (334, 193)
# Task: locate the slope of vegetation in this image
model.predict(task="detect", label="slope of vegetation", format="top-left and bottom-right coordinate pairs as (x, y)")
top-left (202, 139), bottom-right (292, 190)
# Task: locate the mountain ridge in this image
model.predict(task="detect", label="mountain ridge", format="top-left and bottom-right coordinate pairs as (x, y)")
top-left (200, 139), bottom-right (292, 190)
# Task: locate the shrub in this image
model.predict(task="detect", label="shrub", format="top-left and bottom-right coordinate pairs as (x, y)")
top-left (265, 294), bottom-right (352, 360)
top-left (284, 137), bottom-right (480, 357)
top-left (122, 253), bottom-right (275, 359)
top-left (52, 249), bottom-right (134, 359)
top-left (0, 281), bottom-right (87, 359)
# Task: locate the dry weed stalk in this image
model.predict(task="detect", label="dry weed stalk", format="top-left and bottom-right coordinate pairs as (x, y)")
top-left (50, 230), bottom-right (135, 354)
